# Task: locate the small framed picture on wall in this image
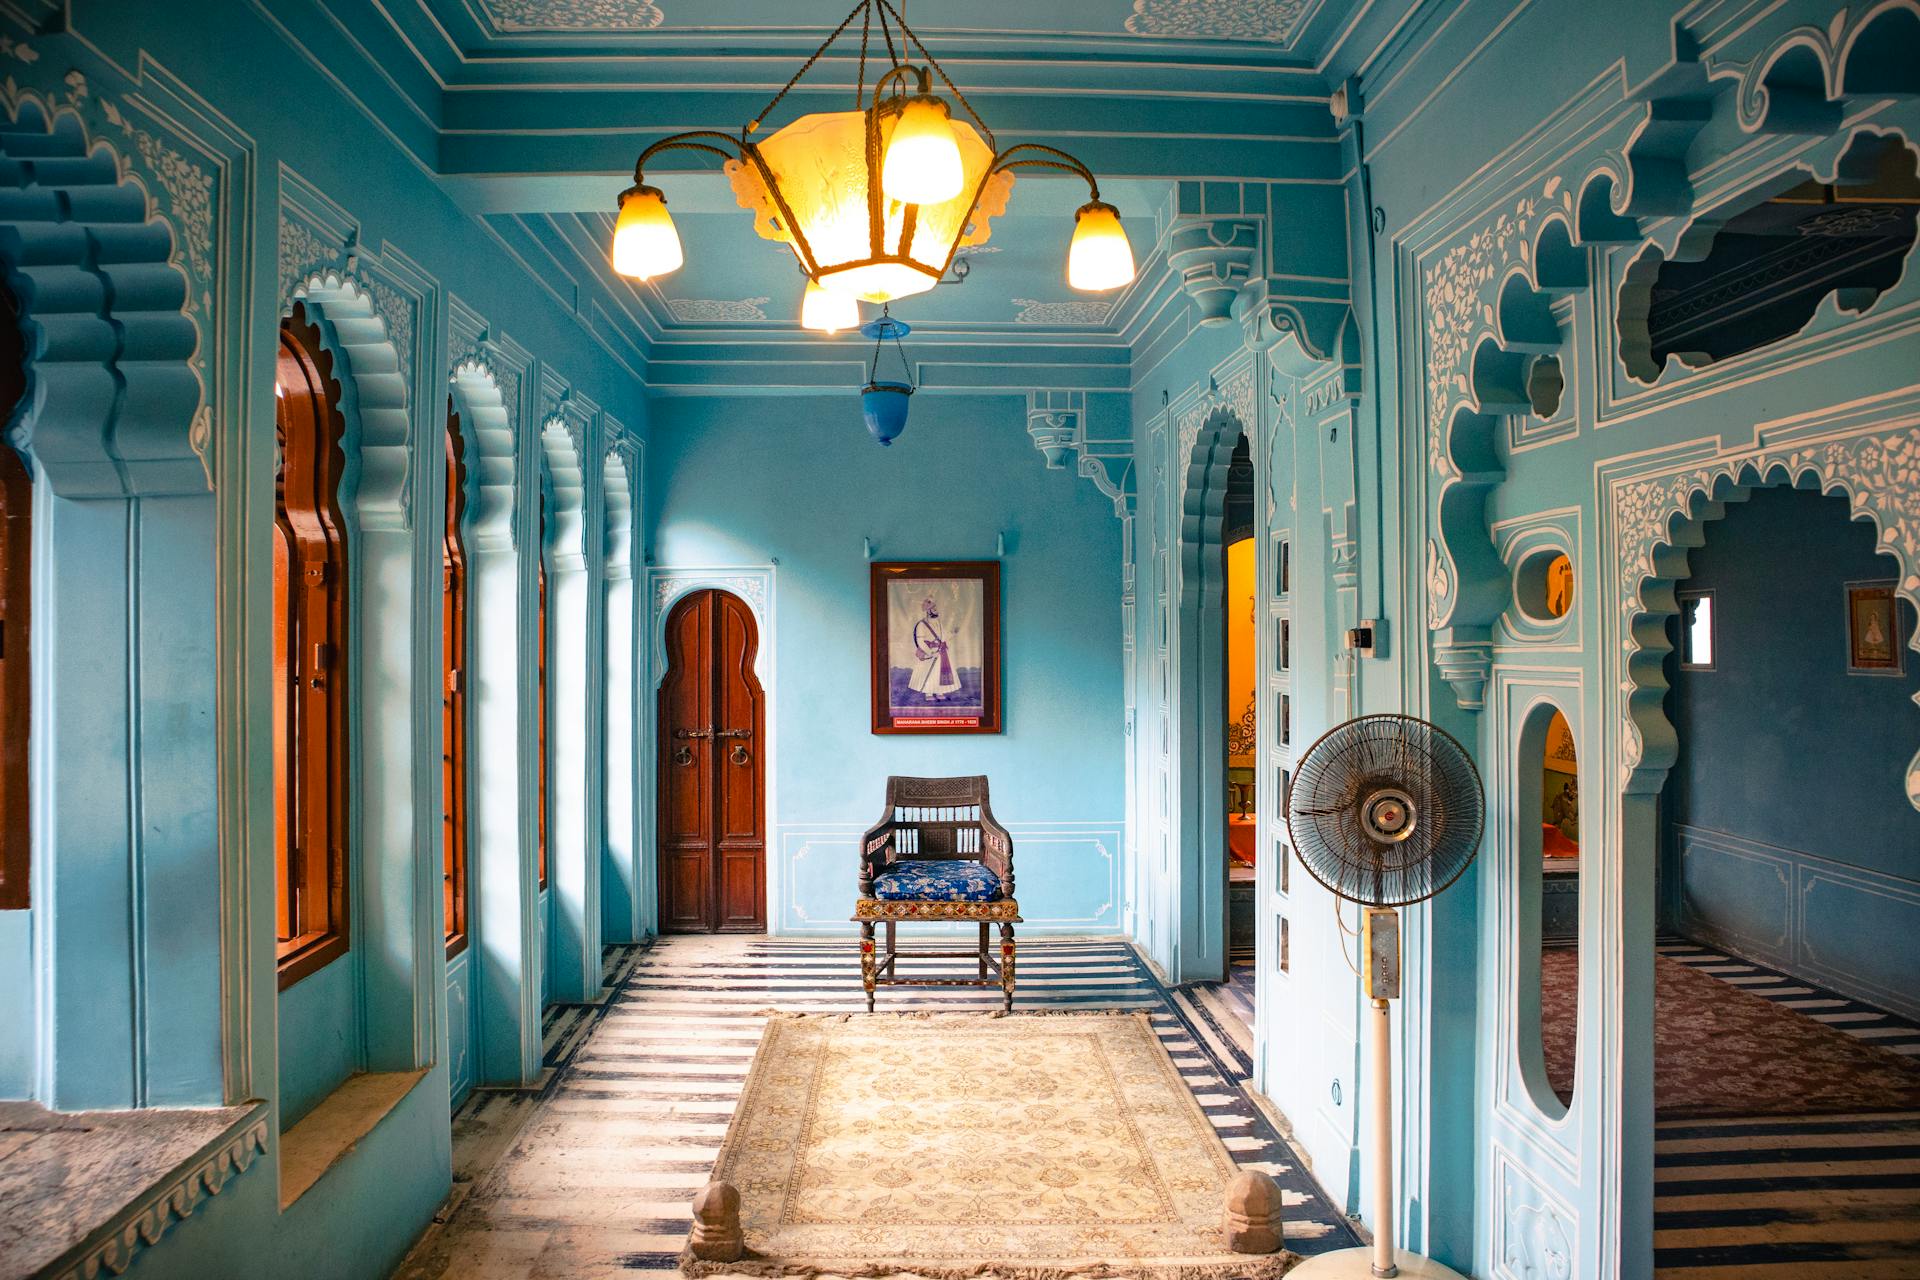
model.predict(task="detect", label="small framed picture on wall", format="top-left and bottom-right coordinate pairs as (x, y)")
top-left (1846, 580), bottom-right (1903, 674)
top-left (870, 561), bottom-right (1002, 734)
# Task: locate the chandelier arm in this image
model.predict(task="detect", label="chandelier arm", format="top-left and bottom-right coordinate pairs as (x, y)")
top-left (736, 144), bottom-right (824, 280)
top-left (989, 144), bottom-right (1101, 199)
top-left (749, 0), bottom-right (870, 133)
top-left (874, 0), bottom-right (995, 148)
top-left (632, 133), bottom-right (744, 185)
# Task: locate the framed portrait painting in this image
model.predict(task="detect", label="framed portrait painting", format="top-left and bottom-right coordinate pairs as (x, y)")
top-left (870, 561), bottom-right (1002, 734)
top-left (1846, 580), bottom-right (1903, 674)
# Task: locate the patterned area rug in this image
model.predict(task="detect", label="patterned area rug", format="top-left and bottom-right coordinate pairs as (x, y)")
top-left (1542, 949), bottom-right (1920, 1117)
top-left (686, 1012), bottom-right (1298, 1279)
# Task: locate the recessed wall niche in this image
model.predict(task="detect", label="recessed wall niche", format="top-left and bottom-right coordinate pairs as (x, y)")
top-left (1525, 354), bottom-right (1565, 419)
top-left (1515, 550), bottom-right (1575, 624)
top-left (1518, 698), bottom-right (1579, 1121)
top-left (1623, 132), bottom-right (1920, 381)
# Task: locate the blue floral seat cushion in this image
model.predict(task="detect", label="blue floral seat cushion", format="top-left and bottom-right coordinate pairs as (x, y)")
top-left (871, 859), bottom-right (1003, 902)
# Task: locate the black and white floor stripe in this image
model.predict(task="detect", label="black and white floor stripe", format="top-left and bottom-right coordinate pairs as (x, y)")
top-left (1654, 939), bottom-right (1920, 1276)
top-left (403, 934), bottom-right (1357, 1278)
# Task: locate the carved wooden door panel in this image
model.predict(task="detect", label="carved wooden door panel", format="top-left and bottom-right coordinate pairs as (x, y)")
top-left (658, 590), bottom-right (766, 933)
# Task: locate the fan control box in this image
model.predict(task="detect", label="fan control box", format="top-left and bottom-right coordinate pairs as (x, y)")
top-left (1362, 907), bottom-right (1400, 1000)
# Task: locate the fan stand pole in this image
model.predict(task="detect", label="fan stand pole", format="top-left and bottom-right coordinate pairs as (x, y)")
top-left (1286, 968), bottom-right (1468, 1279)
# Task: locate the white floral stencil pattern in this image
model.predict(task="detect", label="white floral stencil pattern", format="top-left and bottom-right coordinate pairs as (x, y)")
top-left (1125, 0), bottom-right (1313, 43)
top-left (1013, 297), bottom-right (1115, 325)
top-left (665, 296), bottom-right (771, 323)
top-left (480, 0), bottom-right (664, 30)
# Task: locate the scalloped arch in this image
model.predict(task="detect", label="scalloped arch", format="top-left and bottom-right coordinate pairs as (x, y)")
top-left (288, 271), bottom-right (413, 532)
top-left (539, 416), bottom-right (586, 570)
top-left (1616, 438), bottom-right (1920, 811)
top-left (602, 447), bottom-right (632, 580)
top-left (0, 98), bottom-right (204, 497)
top-left (450, 357), bottom-right (517, 553)
top-left (1838, 1), bottom-right (1920, 96)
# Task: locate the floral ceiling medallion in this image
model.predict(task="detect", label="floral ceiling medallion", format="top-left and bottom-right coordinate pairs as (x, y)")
top-left (479, 0), bottom-right (664, 32)
top-left (1124, 0), bottom-right (1314, 44)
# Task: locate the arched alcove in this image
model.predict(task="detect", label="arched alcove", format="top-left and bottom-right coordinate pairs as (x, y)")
top-left (447, 358), bottom-right (541, 1086)
top-left (0, 99), bottom-right (217, 1111)
top-left (601, 448), bottom-right (640, 944)
top-left (281, 274), bottom-right (433, 1091)
top-left (539, 416), bottom-right (595, 1003)
top-left (1515, 698), bottom-right (1580, 1122)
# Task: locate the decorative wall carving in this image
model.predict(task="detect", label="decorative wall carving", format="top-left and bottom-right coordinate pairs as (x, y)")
top-left (1167, 218), bottom-right (1258, 325)
top-left (0, 75), bottom-right (209, 494)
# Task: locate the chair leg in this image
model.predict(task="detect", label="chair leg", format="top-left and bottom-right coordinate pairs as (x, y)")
top-left (978, 922), bottom-right (989, 979)
top-left (999, 923), bottom-right (1016, 1013)
top-left (860, 921), bottom-right (877, 1012)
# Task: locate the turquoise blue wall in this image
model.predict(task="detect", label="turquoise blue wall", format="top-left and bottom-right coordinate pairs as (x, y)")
top-left (0, 0), bottom-right (647, 1275)
top-left (1664, 487), bottom-right (1920, 1017)
top-left (647, 392), bottom-right (1126, 935)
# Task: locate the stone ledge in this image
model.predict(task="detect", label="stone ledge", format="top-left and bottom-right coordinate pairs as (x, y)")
top-left (279, 1068), bottom-right (429, 1210)
top-left (0, 1099), bottom-right (266, 1280)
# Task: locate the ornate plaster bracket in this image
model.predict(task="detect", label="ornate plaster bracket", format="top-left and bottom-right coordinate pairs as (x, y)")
top-left (1167, 217), bottom-right (1259, 325)
top-left (1025, 390), bottom-right (1134, 519)
top-left (1433, 626), bottom-right (1494, 712)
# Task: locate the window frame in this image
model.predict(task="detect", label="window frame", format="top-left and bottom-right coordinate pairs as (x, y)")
top-left (275, 308), bottom-right (352, 989)
top-left (1676, 588), bottom-right (1717, 672)
top-left (443, 403), bottom-right (471, 958)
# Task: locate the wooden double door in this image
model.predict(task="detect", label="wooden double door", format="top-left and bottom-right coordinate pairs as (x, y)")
top-left (658, 589), bottom-right (766, 932)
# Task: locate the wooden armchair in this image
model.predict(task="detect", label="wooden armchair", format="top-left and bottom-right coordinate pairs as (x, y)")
top-left (853, 775), bottom-right (1020, 1011)
top-left (858, 774), bottom-right (1014, 900)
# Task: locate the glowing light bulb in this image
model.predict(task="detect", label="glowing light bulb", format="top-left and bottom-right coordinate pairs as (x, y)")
top-left (880, 95), bottom-right (964, 206)
top-left (611, 185), bottom-right (683, 280)
top-left (1067, 200), bottom-right (1135, 293)
top-left (800, 279), bottom-right (859, 334)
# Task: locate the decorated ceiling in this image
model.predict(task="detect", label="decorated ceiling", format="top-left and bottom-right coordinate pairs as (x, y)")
top-left (308, 0), bottom-right (1378, 351)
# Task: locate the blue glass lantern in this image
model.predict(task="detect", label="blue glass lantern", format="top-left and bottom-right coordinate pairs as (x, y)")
top-left (859, 312), bottom-right (915, 446)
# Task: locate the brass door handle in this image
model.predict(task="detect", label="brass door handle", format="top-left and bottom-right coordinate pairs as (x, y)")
top-left (675, 728), bottom-right (713, 740)
top-left (674, 745), bottom-right (694, 767)
top-left (717, 728), bottom-right (753, 739)
top-left (730, 745), bottom-right (751, 767)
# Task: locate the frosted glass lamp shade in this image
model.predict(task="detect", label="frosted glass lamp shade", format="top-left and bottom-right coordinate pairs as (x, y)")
top-left (612, 185), bottom-right (684, 280)
top-left (1067, 200), bottom-right (1135, 292)
top-left (801, 280), bottom-right (859, 333)
top-left (880, 95), bottom-right (964, 206)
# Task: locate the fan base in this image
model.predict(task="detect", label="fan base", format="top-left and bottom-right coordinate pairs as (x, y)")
top-left (1286, 1247), bottom-right (1469, 1279)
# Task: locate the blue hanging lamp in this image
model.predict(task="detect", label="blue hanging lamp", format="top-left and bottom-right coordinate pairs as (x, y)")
top-left (859, 310), bottom-right (915, 446)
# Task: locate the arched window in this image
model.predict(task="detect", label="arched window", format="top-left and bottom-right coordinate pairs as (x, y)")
top-left (0, 281), bottom-right (26, 910)
top-left (443, 402), bottom-right (470, 957)
top-left (275, 307), bottom-right (350, 987)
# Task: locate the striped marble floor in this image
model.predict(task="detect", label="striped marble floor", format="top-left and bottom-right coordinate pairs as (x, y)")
top-left (1654, 940), bottom-right (1920, 1277)
top-left (398, 935), bottom-right (1357, 1279)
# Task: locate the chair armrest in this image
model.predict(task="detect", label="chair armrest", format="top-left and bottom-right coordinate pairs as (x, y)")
top-left (859, 817), bottom-right (895, 896)
top-left (980, 816), bottom-right (1013, 897)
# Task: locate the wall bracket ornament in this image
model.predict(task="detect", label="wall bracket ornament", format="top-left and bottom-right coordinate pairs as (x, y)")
top-left (1167, 217), bottom-right (1258, 326)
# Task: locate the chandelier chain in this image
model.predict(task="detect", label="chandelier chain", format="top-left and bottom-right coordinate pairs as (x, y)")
top-left (750, 0), bottom-right (870, 133)
top-left (855, 2), bottom-right (870, 108)
top-left (875, 0), bottom-right (994, 148)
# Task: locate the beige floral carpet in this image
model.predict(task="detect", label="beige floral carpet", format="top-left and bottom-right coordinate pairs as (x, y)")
top-left (684, 1013), bottom-right (1297, 1279)
top-left (1541, 948), bottom-right (1920, 1117)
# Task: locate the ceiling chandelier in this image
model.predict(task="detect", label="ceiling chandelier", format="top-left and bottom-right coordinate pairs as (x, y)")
top-left (608, 0), bottom-right (1136, 331)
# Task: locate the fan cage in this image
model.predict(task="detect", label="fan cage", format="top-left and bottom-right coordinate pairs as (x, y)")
top-left (1285, 713), bottom-right (1485, 907)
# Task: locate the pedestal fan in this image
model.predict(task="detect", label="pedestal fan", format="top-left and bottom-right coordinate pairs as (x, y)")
top-left (1285, 714), bottom-right (1484, 1279)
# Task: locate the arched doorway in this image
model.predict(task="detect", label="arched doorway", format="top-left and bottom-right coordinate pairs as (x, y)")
top-left (1170, 402), bottom-right (1253, 987)
top-left (657, 589), bottom-right (766, 933)
top-left (1647, 485), bottom-right (1920, 1273)
top-left (1220, 434), bottom-right (1258, 1032)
